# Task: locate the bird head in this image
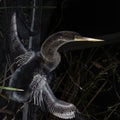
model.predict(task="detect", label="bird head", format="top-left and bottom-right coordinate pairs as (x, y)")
top-left (41, 31), bottom-right (104, 72)
top-left (58, 31), bottom-right (103, 42)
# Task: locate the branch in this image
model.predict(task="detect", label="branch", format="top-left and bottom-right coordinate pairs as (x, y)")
top-left (29, 0), bottom-right (36, 49)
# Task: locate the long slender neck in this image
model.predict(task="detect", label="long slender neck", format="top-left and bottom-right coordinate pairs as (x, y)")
top-left (40, 31), bottom-right (78, 71)
top-left (41, 35), bottom-right (66, 62)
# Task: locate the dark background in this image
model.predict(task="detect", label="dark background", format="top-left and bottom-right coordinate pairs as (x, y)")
top-left (0, 0), bottom-right (120, 120)
top-left (51, 0), bottom-right (118, 37)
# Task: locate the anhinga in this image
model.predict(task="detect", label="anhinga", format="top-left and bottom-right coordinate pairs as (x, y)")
top-left (8, 12), bottom-right (103, 119)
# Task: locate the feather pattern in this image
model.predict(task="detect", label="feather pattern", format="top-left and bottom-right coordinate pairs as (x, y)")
top-left (15, 51), bottom-right (35, 67)
top-left (9, 12), bottom-right (97, 119)
top-left (30, 74), bottom-right (78, 119)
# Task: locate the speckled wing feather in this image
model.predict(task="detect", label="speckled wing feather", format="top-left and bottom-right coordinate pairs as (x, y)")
top-left (30, 74), bottom-right (78, 119)
top-left (15, 51), bottom-right (35, 67)
top-left (43, 82), bottom-right (78, 119)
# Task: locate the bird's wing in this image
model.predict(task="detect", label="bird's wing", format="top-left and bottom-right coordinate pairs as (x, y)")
top-left (30, 74), bottom-right (79, 119)
top-left (15, 51), bottom-right (35, 67)
top-left (8, 67), bottom-right (33, 102)
top-left (10, 12), bottom-right (27, 55)
top-left (43, 82), bottom-right (78, 119)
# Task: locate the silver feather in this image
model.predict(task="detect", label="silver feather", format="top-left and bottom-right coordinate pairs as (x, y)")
top-left (15, 51), bottom-right (35, 66)
top-left (30, 74), bottom-right (78, 119)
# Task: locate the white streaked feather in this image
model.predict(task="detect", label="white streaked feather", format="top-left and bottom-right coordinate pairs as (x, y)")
top-left (43, 81), bottom-right (78, 119)
top-left (30, 74), bottom-right (46, 106)
top-left (15, 51), bottom-right (35, 66)
top-left (53, 111), bottom-right (75, 119)
top-left (49, 101), bottom-right (76, 119)
top-left (30, 74), bottom-right (78, 119)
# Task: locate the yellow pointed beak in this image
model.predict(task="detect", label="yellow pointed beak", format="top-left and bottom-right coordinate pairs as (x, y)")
top-left (74, 36), bottom-right (104, 42)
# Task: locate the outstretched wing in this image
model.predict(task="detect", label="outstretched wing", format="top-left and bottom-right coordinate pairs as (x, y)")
top-left (10, 12), bottom-right (27, 55)
top-left (8, 67), bottom-right (32, 102)
top-left (8, 52), bottom-right (36, 102)
top-left (30, 74), bottom-right (79, 119)
top-left (43, 82), bottom-right (78, 119)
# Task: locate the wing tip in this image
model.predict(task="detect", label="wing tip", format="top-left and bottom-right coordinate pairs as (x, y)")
top-left (53, 111), bottom-right (76, 119)
top-left (48, 101), bottom-right (78, 119)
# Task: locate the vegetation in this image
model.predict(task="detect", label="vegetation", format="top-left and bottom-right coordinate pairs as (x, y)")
top-left (0, 0), bottom-right (119, 120)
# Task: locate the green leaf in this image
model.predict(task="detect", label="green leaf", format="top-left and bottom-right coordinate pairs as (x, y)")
top-left (0, 86), bottom-right (24, 91)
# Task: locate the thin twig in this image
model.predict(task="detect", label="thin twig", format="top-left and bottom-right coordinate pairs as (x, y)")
top-left (29, 0), bottom-right (36, 49)
top-left (22, 103), bottom-right (29, 120)
top-left (104, 106), bottom-right (118, 120)
top-left (0, 64), bottom-right (7, 93)
top-left (0, 6), bottom-right (56, 9)
top-left (83, 81), bottom-right (107, 112)
top-left (23, 1), bottom-right (37, 120)
top-left (23, 0), bottom-right (37, 120)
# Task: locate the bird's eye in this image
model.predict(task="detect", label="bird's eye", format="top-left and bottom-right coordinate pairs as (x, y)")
top-left (74, 35), bottom-right (80, 39)
top-left (74, 35), bottom-right (82, 41)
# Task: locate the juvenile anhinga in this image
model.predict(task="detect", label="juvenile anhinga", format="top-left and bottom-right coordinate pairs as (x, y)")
top-left (8, 12), bottom-right (103, 119)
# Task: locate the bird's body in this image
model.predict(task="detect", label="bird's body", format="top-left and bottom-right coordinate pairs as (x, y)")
top-left (8, 11), bottom-right (103, 119)
top-left (9, 52), bottom-right (79, 119)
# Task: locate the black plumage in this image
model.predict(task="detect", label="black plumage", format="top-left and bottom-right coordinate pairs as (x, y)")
top-left (8, 11), bottom-right (103, 119)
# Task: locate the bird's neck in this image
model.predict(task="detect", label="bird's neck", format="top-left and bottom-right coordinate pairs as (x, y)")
top-left (41, 39), bottom-right (65, 62)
